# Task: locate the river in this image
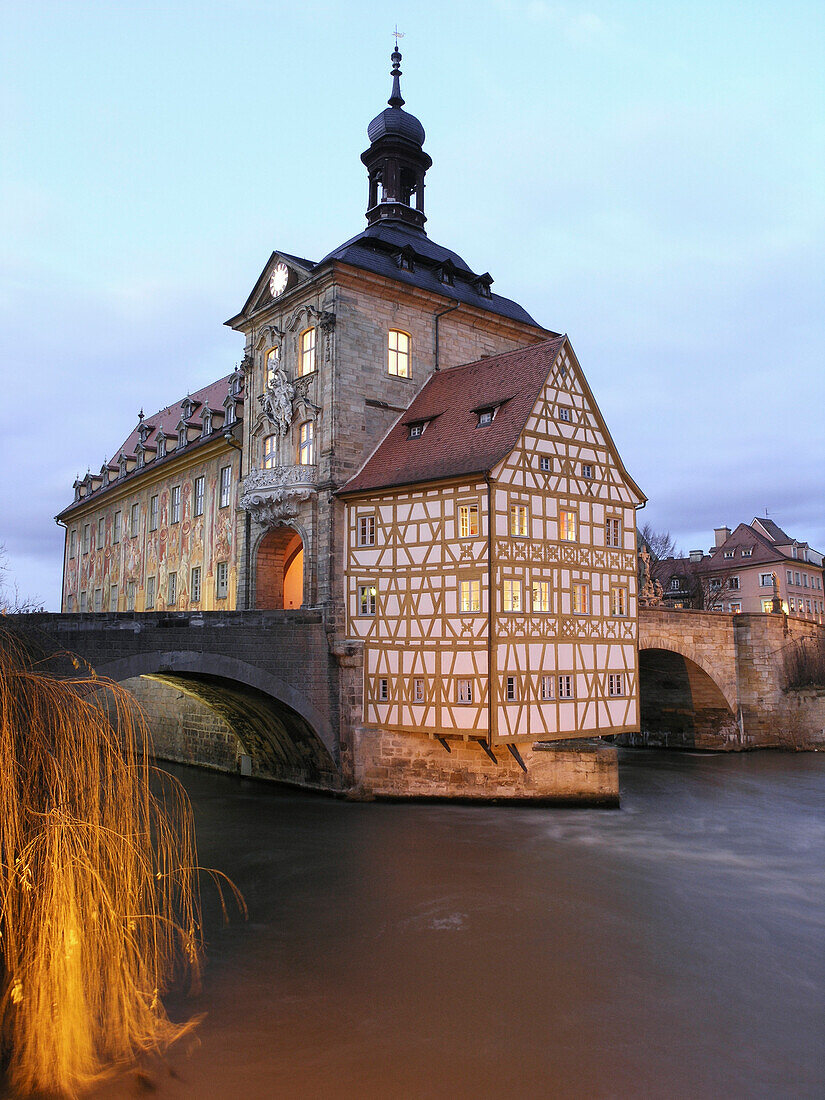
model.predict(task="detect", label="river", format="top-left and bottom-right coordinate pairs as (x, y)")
top-left (96, 749), bottom-right (823, 1099)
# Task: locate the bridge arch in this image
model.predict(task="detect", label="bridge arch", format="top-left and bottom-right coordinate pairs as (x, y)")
top-left (95, 649), bottom-right (339, 787)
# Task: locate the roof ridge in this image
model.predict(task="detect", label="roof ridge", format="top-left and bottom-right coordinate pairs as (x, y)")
top-left (440, 335), bottom-right (566, 374)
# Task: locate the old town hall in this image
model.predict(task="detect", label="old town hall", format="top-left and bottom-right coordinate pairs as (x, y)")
top-left (57, 50), bottom-right (645, 799)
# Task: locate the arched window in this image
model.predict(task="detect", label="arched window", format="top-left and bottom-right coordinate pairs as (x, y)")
top-left (299, 328), bottom-right (316, 376)
top-left (388, 330), bottom-right (410, 378)
top-left (265, 347), bottom-right (280, 388)
top-left (298, 421), bottom-right (314, 466)
top-left (263, 434), bottom-right (277, 469)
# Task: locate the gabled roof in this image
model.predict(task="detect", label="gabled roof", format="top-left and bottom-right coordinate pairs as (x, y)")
top-left (340, 337), bottom-right (569, 495)
top-left (752, 517), bottom-right (792, 544)
top-left (697, 522), bottom-right (789, 572)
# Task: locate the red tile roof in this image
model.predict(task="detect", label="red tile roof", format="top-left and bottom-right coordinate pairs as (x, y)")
top-left (115, 374), bottom-right (238, 457)
top-left (340, 338), bottom-right (566, 495)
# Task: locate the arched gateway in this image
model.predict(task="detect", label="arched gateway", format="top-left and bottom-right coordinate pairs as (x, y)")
top-left (255, 527), bottom-right (304, 610)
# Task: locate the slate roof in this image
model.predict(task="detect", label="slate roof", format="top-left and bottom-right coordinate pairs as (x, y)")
top-left (696, 523), bottom-right (797, 572)
top-left (339, 337), bottom-right (566, 495)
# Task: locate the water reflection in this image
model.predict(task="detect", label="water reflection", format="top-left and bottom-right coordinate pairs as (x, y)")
top-left (90, 750), bottom-right (824, 1099)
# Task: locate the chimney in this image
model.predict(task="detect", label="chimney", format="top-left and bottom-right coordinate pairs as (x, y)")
top-left (714, 526), bottom-right (731, 548)
top-left (689, 550), bottom-right (703, 563)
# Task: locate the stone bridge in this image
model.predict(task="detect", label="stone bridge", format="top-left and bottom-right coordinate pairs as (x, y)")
top-left (636, 608), bottom-right (825, 749)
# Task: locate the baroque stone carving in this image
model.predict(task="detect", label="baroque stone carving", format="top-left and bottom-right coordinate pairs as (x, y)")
top-left (259, 366), bottom-right (295, 435)
top-left (240, 465), bottom-right (317, 529)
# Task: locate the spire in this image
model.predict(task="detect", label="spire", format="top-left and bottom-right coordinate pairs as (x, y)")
top-left (388, 47), bottom-right (404, 108)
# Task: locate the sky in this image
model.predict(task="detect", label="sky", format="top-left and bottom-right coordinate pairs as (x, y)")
top-left (1, 0), bottom-right (823, 608)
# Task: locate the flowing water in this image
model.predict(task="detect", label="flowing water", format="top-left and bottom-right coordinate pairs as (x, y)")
top-left (95, 750), bottom-right (824, 1098)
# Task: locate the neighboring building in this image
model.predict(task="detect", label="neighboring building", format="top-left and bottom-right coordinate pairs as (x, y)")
top-left (56, 49), bottom-right (645, 749)
top-left (647, 520), bottom-right (824, 620)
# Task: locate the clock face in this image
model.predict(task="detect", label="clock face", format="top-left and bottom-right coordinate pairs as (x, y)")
top-left (269, 262), bottom-right (289, 298)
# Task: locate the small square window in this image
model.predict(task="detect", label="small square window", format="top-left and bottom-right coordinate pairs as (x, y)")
top-left (558, 675), bottom-right (573, 699)
top-left (558, 407), bottom-right (571, 423)
top-left (540, 456), bottom-right (552, 472)
top-left (408, 422), bottom-right (425, 438)
top-left (723, 550), bottom-right (735, 559)
top-left (477, 408), bottom-right (496, 426)
top-left (581, 463), bottom-right (593, 479)
top-left (457, 679), bottom-right (473, 704)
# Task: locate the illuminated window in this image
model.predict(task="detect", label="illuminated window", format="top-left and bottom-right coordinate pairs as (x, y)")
top-left (263, 435), bottom-right (277, 469)
top-left (762, 599), bottom-right (773, 613)
top-left (216, 561), bottom-right (228, 599)
top-left (503, 578), bottom-right (522, 612)
top-left (558, 675), bottom-right (573, 699)
top-left (149, 495), bottom-right (158, 531)
top-left (298, 422), bottom-right (314, 465)
top-left (506, 676), bottom-right (516, 701)
top-left (358, 515), bottom-right (376, 546)
top-left (459, 579), bottom-right (481, 613)
top-left (265, 347), bottom-right (280, 387)
top-left (413, 678), bottom-right (425, 702)
top-left (388, 330), bottom-right (410, 378)
top-left (220, 466), bottom-right (232, 507)
top-left (459, 504), bottom-right (479, 538)
top-left (611, 586), bottom-right (627, 616)
top-left (605, 517), bottom-right (621, 547)
top-left (457, 679), bottom-right (473, 704)
top-left (510, 504), bottom-right (528, 538)
top-left (300, 328), bottom-right (316, 376)
top-left (572, 582), bottom-right (589, 614)
top-left (194, 477), bottom-right (205, 517)
top-left (146, 576), bottom-right (155, 610)
top-left (131, 503), bottom-right (140, 536)
top-left (170, 486), bottom-right (181, 524)
top-left (190, 566), bottom-right (201, 603)
top-left (729, 601), bottom-right (741, 613)
top-left (608, 673), bottom-right (624, 697)
top-left (540, 675), bottom-right (553, 700)
top-left (167, 573), bottom-right (176, 608)
top-left (532, 580), bottom-right (550, 612)
top-left (378, 678), bottom-right (389, 701)
top-left (358, 584), bottom-right (377, 616)
top-left (560, 509), bottom-right (577, 541)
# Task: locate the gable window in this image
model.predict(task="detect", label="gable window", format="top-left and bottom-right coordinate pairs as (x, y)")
top-left (723, 550), bottom-right (735, 559)
top-left (560, 509), bottom-right (577, 542)
top-left (178, 425), bottom-right (187, 449)
top-left (611, 586), bottom-right (627, 616)
top-left (358, 584), bottom-right (377, 616)
top-left (540, 456), bottom-right (552, 472)
top-left (388, 330), bottom-right (410, 378)
top-left (457, 679), bottom-right (473, 704)
top-left (263, 434), bottom-right (277, 469)
top-left (216, 561), bottom-right (228, 599)
top-left (300, 328), bottom-right (316, 376)
top-left (670, 577), bottom-right (681, 591)
top-left (157, 434), bottom-right (167, 458)
top-left (459, 578), bottom-right (481, 613)
top-left (170, 485), bottom-right (181, 524)
top-left (146, 576), bottom-right (155, 610)
top-left (540, 675), bottom-right (554, 700)
top-left (759, 573), bottom-right (774, 587)
top-left (503, 578), bottom-right (522, 612)
top-left (298, 422), bottom-right (314, 465)
top-left (510, 504), bottom-right (528, 538)
top-left (458, 504), bottom-right (479, 538)
top-left (130, 503), bottom-right (140, 537)
top-left (167, 573), bottom-right (177, 608)
top-left (358, 515), bottom-right (376, 547)
top-left (558, 407), bottom-right (571, 423)
top-left (558, 675), bottom-right (574, 699)
top-left (506, 676), bottom-right (516, 701)
top-left (581, 463), bottom-right (594, 479)
top-left (224, 402), bottom-right (236, 426)
top-left (532, 580), bottom-right (550, 612)
top-left (202, 410), bottom-right (212, 436)
top-left (113, 511), bottom-right (121, 544)
top-left (608, 673), bottom-right (624, 697)
top-left (190, 566), bottom-right (201, 603)
top-left (220, 466), bottom-right (232, 507)
top-left (194, 477), bottom-right (205, 517)
top-left (572, 582), bottom-right (589, 614)
top-left (149, 495), bottom-right (159, 531)
top-left (605, 517), bottom-right (621, 547)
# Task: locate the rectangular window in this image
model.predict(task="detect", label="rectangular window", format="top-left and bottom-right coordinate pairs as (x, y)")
top-left (125, 580), bottom-right (135, 611)
top-left (759, 573), bottom-right (773, 587)
top-left (510, 504), bottom-right (528, 537)
top-left (94, 588), bottom-right (102, 613)
top-left (167, 573), bottom-right (177, 608)
top-left (408, 422), bottom-right (425, 438)
top-left (378, 678), bottom-right (389, 702)
top-left (558, 406), bottom-right (571, 423)
top-left (477, 408), bottom-right (495, 426)
top-left (66, 595), bottom-right (74, 612)
top-left (789, 597), bottom-right (796, 612)
top-left (458, 504), bottom-right (479, 538)
top-left (298, 422), bottom-right (314, 466)
top-left (263, 435), bottom-right (277, 469)
top-left (459, 578), bottom-right (481, 613)
top-left (170, 485), bottom-right (181, 524)
top-left (191, 566), bottom-right (201, 603)
top-left (532, 580), bottom-right (550, 612)
top-left (194, 477), bottom-right (205, 517)
top-left (146, 576), bottom-right (155, 610)
top-left (130, 502), bottom-right (140, 537)
top-left (388, 330), bottom-right (410, 378)
top-left (723, 550), bottom-right (735, 559)
top-left (300, 328), bottom-right (316, 375)
top-left (216, 561), bottom-right (228, 599)
top-left (109, 585), bottom-right (118, 611)
top-left (605, 517), bottom-right (621, 547)
top-left (503, 578), bottom-right (522, 612)
top-left (558, 674), bottom-right (573, 699)
top-left (413, 678), bottom-right (425, 703)
top-left (113, 511), bottom-right (121, 544)
top-left (572, 582), bottom-right (589, 614)
top-left (728, 576), bottom-right (741, 590)
top-left (358, 584), bottom-right (376, 616)
top-left (560, 509), bottom-right (577, 541)
top-left (82, 524), bottom-right (90, 554)
top-left (457, 679), bottom-right (473, 704)
top-left (608, 673), bottom-right (624, 697)
top-left (806, 599), bottom-right (812, 613)
top-left (611, 586), bottom-right (627, 616)
top-left (69, 529), bottom-right (77, 558)
top-left (803, 575), bottom-right (809, 588)
top-left (220, 466), bottom-right (232, 507)
top-left (581, 463), bottom-right (593, 479)
top-left (795, 571), bottom-right (801, 585)
top-left (149, 495), bottom-right (159, 531)
top-left (709, 578), bottom-right (722, 591)
top-left (729, 601), bottom-right (741, 613)
top-left (540, 675), bottom-right (554, 700)
top-left (506, 676), bottom-right (516, 701)
top-left (79, 591), bottom-right (87, 613)
top-left (540, 456), bottom-right (552, 472)
top-left (762, 599), bottom-right (774, 613)
top-left (787, 569), bottom-right (793, 584)
top-left (741, 549), bottom-right (752, 557)
top-left (358, 515), bottom-right (375, 546)
top-left (97, 517), bottom-right (105, 548)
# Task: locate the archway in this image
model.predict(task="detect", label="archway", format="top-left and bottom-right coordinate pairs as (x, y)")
top-left (634, 647), bottom-right (739, 749)
top-left (256, 527), bottom-right (304, 609)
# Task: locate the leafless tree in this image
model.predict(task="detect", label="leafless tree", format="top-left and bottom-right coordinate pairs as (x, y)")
top-left (0, 544), bottom-right (44, 614)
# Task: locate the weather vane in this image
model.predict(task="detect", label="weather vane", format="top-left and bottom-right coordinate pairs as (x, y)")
top-left (393, 25), bottom-right (405, 49)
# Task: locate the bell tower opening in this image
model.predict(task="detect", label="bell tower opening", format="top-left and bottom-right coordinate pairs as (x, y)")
top-left (256, 527), bottom-right (304, 610)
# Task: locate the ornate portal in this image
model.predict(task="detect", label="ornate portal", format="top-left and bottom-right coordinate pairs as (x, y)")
top-left (239, 465), bottom-right (317, 528)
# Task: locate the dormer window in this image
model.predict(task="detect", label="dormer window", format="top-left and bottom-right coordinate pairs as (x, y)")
top-left (224, 401), bottom-right (236, 426)
top-left (435, 263), bottom-right (455, 286)
top-left (136, 449), bottom-right (145, 469)
top-left (118, 454), bottom-right (127, 477)
top-left (477, 407), bottom-right (497, 427)
top-left (723, 550), bottom-right (735, 559)
top-left (408, 421), bottom-right (427, 439)
top-left (474, 273), bottom-right (493, 299)
top-left (741, 548), bottom-right (752, 557)
top-left (156, 434), bottom-right (167, 459)
top-left (178, 424), bottom-right (187, 449)
top-left (396, 246), bottom-right (415, 272)
top-left (230, 369), bottom-right (243, 396)
top-left (202, 406), bottom-right (213, 436)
